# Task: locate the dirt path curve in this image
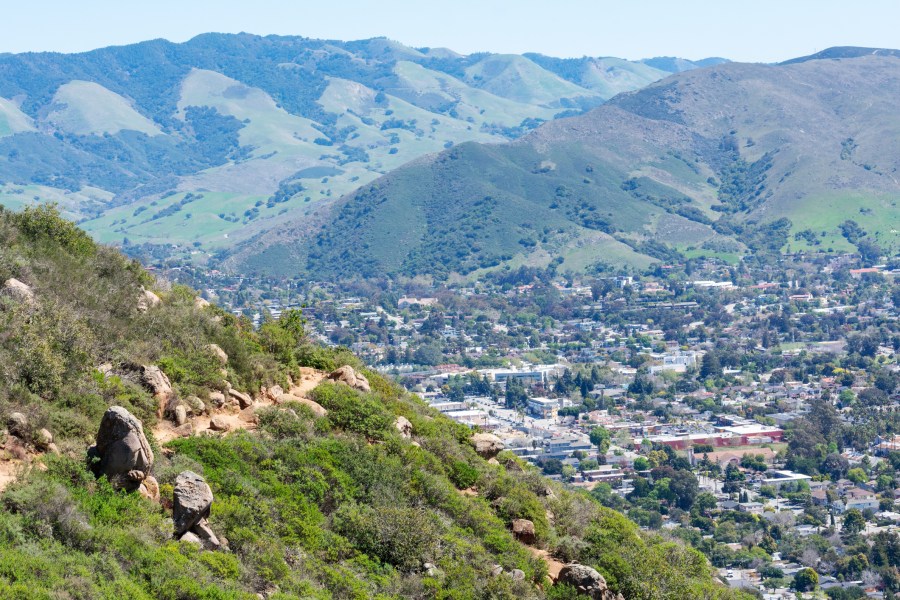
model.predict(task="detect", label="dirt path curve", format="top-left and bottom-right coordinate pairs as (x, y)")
top-left (529, 547), bottom-right (565, 580)
top-left (152, 368), bottom-right (326, 445)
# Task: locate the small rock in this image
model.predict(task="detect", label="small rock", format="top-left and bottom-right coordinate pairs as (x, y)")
top-left (184, 396), bottom-right (205, 415)
top-left (277, 394), bottom-right (328, 417)
top-left (174, 405), bottom-right (187, 426)
top-left (179, 531), bottom-right (202, 546)
top-left (490, 564), bottom-right (504, 577)
top-left (228, 389), bottom-right (253, 409)
top-left (471, 433), bottom-right (504, 459)
top-left (46, 442), bottom-right (60, 455)
top-left (173, 471), bottom-right (213, 537)
top-left (173, 423), bottom-right (194, 438)
top-left (6, 412), bottom-right (28, 439)
top-left (512, 519), bottom-right (536, 545)
top-left (209, 416), bottom-right (230, 432)
top-left (510, 569), bottom-right (525, 581)
top-left (208, 391), bottom-right (226, 408)
top-left (394, 416), bottom-right (413, 439)
top-left (207, 344), bottom-right (228, 364)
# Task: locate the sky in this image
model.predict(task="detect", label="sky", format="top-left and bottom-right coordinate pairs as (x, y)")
top-left (0, 0), bottom-right (897, 63)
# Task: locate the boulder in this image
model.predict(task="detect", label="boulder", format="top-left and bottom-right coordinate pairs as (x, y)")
top-left (207, 344), bottom-right (228, 365)
top-left (209, 415), bottom-right (230, 432)
top-left (503, 457), bottom-right (524, 473)
top-left (512, 519), bottom-right (536, 545)
top-left (6, 412), bottom-right (28, 439)
top-left (173, 423), bottom-right (194, 438)
top-left (184, 396), bottom-right (205, 415)
top-left (142, 365), bottom-right (173, 417)
top-left (34, 428), bottom-right (53, 450)
top-left (87, 406), bottom-right (154, 492)
top-left (327, 365), bottom-right (371, 392)
top-left (490, 565), bottom-right (504, 577)
top-left (394, 416), bottom-right (413, 439)
top-left (264, 385), bottom-right (284, 402)
top-left (510, 569), bottom-right (525, 581)
top-left (229, 389), bottom-right (253, 409)
top-left (208, 391), bottom-right (226, 408)
top-left (277, 394), bottom-right (328, 418)
top-left (239, 406), bottom-right (258, 424)
top-left (179, 531), bottom-right (202, 546)
top-left (193, 519), bottom-right (223, 550)
top-left (556, 564), bottom-right (623, 600)
top-left (1, 278), bottom-right (35, 305)
top-left (137, 288), bottom-right (162, 312)
top-left (173, 471), bottom-right (213, 537)
top-left (174, 405), bottom-right (187, 426)
top-left (470, 433), bottom-right (504, 459)
top-left (194, 296), bottom-right (210, 309)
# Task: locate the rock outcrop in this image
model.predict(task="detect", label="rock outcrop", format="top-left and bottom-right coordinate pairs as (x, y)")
top-left (142, 365), bottom-right (173, 417)
top-left (512, 518), bottom-right (536, 545)
top-left (1, 278), bottom-right (35, 305)
top-left (207, 344), bottom-right (228, 364)
top-left (6, 412), bottom-right (28, 439)
top-left (137, 288), bottom-right (161, 312)
top-left (394, 416), bottom-right (413, 439)
top-left (556, 564), bottom-right (623, 600)
top-left (194, 296), bottom-right (210, 309)
top-left (470, 432), bottom-right (504, 459)
top-left (173, 471), bottom-right (221, 550)
top-left (87, 406), bottom-right (154, 493)
top-left (229, 389), bottom-right (253, 409)
top-left (327, 365), bottom-right (371, 392)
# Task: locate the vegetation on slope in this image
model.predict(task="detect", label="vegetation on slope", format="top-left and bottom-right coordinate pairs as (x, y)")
top-left (0, 206), bottom-right (749, 598)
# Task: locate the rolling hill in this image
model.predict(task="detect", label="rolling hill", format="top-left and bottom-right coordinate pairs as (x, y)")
top-left (233, 50), bottom-right (900, 279)
top-left (0, 33), bottom-right (713, 257)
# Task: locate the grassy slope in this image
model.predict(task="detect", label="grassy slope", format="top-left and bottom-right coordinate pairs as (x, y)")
top-left (46, 81), bottom-right (163, 136)
top-left (0, 205), bottom-right (751, 600)
top-left (249, 55), bottom-right (900, 279)
top-left (0, 98), bottom-right (35, 138)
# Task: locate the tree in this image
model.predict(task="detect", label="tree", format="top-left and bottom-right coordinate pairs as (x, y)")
top-left (589, 426), bottom-right (611, 456)
top-left (793, 567), bottom-right (818, 592)
top-left (847, 468), bottom-right (867, 484)
top-left (843, 509), bottom-right (866, 536)
top-left (699, 352), bottom-right (723, 380)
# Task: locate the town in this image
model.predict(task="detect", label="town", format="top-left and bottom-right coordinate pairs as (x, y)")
top-left (164, 249), bottom-right (900, 599)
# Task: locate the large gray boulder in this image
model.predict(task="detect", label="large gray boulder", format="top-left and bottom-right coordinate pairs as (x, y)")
top-left (173, 471), bottom-right (213, 536)
top-left (87, 406), bottom-right (154, 492)
top-left (327, 365), bottom-right (371, 393)
top-left (471, 433), bottom-right (504, 459)
top-left (512, 518), bottom-right (536, 545)
top-left (556, 564), bottom-right (623, 600)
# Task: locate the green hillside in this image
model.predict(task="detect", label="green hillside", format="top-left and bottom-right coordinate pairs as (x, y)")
top-left (236, 52), bottom-right (900, 279)
top-left (0, 33), bottom-right (692, 258)
top-left (0, 205), bottom-right (750, 598)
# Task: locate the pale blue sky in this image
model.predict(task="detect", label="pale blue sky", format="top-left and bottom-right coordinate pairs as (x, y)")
top-left (1, 0), bottom-right (897, 62)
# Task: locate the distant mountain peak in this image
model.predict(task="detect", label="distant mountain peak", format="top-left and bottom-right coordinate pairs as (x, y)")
top-left (780, 46), bottom-right (900, 65)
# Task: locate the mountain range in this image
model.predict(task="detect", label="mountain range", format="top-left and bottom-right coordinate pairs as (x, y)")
top-left (0, 33), bottom-right (721, 260)
top-left (232, 48), bottom-right (900, 279)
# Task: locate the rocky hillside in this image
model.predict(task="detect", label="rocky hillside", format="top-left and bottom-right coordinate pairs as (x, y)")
top-left (0, 205), bottom-right (750, 598)
top-left (236, 49), bottom-right (900, 279)
top-left (0, 33), bottom-right (717, 262)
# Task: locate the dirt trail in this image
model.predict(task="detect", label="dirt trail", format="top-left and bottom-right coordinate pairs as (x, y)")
top-left (152, 368), bottom-right (326, 445)
top-left (529, 547), bottom-right (565, 580)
